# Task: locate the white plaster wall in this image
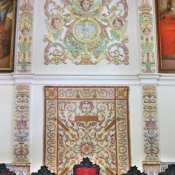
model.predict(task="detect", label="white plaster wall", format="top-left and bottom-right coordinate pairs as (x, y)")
top-left (158, 85), bottom-right (175, 161)
top-left (30, 85), bottom-right (44, 172)
top-left (0, 85), bottom-right (15, 163)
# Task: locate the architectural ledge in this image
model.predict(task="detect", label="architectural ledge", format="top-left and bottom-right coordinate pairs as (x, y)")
top-left (33, 74), bottom-right (140, 85)
top-left (158, 74), bottom-right (175, 85)
top-left (12, 73), bottom-right (35, 84)
top-left (138, 73), bottom-right (161, 85)
top-left (0, 74), bottom-right (14, 85)
top-left (1, 73), bottom-right (175, 86)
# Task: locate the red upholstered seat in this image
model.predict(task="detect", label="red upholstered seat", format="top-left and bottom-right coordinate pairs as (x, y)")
top-left (75, 167), bottom-right (98, 175)
top-left (73, 157), bottom-right (100, 175)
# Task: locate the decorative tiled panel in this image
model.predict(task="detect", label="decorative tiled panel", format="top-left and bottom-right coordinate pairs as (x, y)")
top-left (16, 0), bottom-right (34, 72)
top-left (138, 0), bottom-right (155, 73)
top-left (142, 85), bottom-right (159, 161)
top-left (13, 85), bottom-right (30, 162)
top-left (44, 0), bottom-right (129, 65)
top-left (44, 86), bottom-right (131, 175)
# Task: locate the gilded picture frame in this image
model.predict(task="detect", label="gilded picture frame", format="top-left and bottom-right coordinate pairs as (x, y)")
top-left (156, 0), bottom-right (175, 73)
top-left (0, 0), bottom-right (17, 72)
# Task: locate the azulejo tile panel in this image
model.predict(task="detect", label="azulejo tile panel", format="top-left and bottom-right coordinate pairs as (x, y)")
top-left (44, 86), bottom-right (130, 175)
top-left (44, 0), bottom-right (129, 65)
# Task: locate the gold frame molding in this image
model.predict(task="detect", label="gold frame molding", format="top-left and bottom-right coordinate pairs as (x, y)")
top-left (0, 0), bottom-right (17, 72)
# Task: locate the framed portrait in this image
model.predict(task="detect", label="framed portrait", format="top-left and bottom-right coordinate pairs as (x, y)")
top-left (0, 0), bottom-right (17, 72)
top-left (156, 0), bottom-right (175, 73)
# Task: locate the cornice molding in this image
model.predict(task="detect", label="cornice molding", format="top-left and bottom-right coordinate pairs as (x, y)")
top-left (138, 73), bottom-right (161, 85)
top-left (0, 73), bottom-right (175, 86)
top-left (0, 74), bottom-right (14, 85)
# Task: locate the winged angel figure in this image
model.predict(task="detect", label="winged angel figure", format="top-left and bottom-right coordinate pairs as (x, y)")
top-left (68, 0), bottom-right (102, 18)
top-left (45, 17), bottom-right (64, 40)
top-left (108, 16), bottom-right (128, 41)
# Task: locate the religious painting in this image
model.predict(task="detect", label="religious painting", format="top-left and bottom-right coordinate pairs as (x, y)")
top-left (156, 0), bottom-right (175, 73)
top-left (0, 0), bottom-right (17, 72)
top-left (44, 0), bottom-right (129, 65)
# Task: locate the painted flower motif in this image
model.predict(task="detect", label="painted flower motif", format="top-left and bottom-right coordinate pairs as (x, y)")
top-left (16, 119), bottom-right (27, 134)
top-left (15, 119), bottom-right (28, 138)
top-left (145, 118), bottom-right (156, 134)
top-left (79, 142), bottom-right (94, 155)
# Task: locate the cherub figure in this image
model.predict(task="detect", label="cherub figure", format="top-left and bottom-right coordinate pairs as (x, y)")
top-left (45, 17), bottom-right (64, 40)
top-left (109, 17), bottom-right (128, 41)
top-left (21, 27), bottom-right (30, 36)
top-left (80, 0), bottom-right (92, 11)
top-left (52, 18), bottom-right (61, 29)
top-left (142, 27), bottom-right (151, 36)
top-left (69, 0), bottom-right (101, 17)
top-left (113, 18), bottom-right (123, 30)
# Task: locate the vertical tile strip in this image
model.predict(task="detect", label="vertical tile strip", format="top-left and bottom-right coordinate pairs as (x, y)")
top-left (142, 85), bottom-right (160, 161)
top-left (138, 0), bottom-right (155, 73)
top-left (12, 85), bottom-right (31, 174)
top-left (16, 0), bottom-right (34, 72)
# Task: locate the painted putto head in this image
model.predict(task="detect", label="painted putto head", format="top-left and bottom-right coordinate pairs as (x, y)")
top-left (80, 0), bottom-right (92, 11)
top-left (113, 17), bottom-right (123, 30)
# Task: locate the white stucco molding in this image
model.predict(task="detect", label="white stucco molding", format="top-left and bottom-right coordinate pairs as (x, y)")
top-left (0, 74), bottom-right (14, 85)
top-left (12, 73), bottom-right (35, 84)
top-left (158, 74), bottom-right (175, 86)
top-left (1, 73), bottom-right (175, 86)
top-left (33, 74), bottom-right (140, 85)
top-left (138, 73), bottom-right (161, 85)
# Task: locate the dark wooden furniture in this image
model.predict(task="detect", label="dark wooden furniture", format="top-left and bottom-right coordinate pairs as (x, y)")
top-left (159, 164), bottom-right (175, 175)
top-left (122, 166), bottom-right (147, 175)
top-left (73, 157), bottom-right (100, 175)
top-left (0, 163), bottom-right (16, 175)
top-left (31, 166), bottom-right (56, 175)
